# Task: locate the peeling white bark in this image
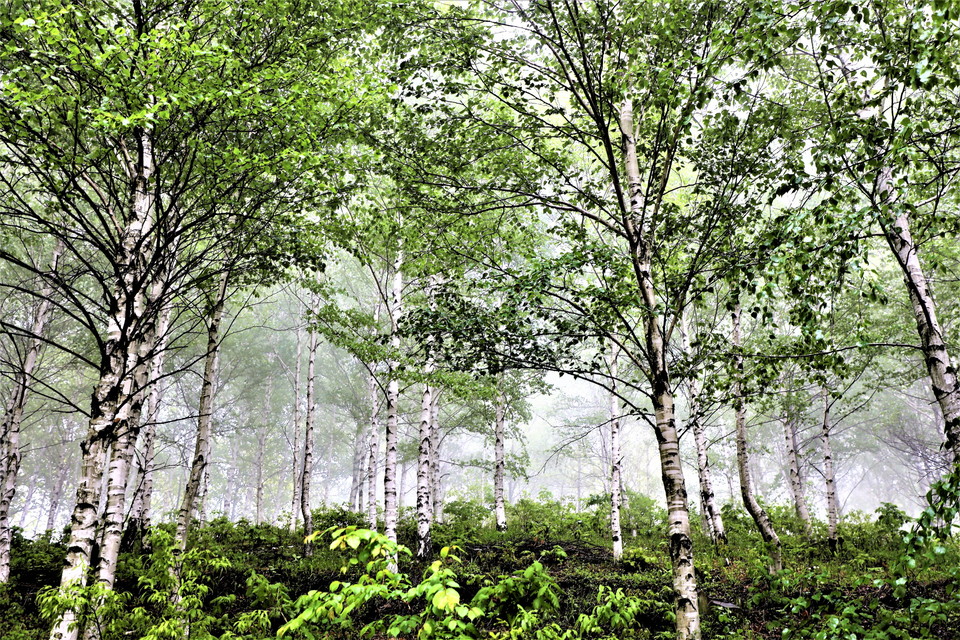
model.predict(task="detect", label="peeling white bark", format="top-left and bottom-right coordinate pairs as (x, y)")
top-left (607, 347), bottom-right (623, 562)
top-left (300, 329), bottom-right (318, 546)
top-left (383, 254), bottom-right (402, 544)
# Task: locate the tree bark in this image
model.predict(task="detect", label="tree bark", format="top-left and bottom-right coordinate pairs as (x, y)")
top-left (51, 126), bottom-right (157, 640)
top-left (732, 305), bottom-right (782, 573)
top-left (429, 391), bottom-right (442, 523)
top-left (300, 329), bottom-right (318, 549)
top-left (0, 244), bottom-right (60, 582)
top-left (366, 371), bottom-right (380, 530)
top-left (782, 409), bottom-right (813, 536)
top-left (175, 270), bottom-right (229, 550)
top-left (494, 395), bottom-right (507, 532)
top-left (46, 457), bottom-right (70, 533)
top-left (383, 255), bottom-right (402, 544)
top-left (680, 316), bottom-right (725, 545)
top-left (290, 319), bottom-right (302, 531)
top-left (821, 388), bottom-right (839, 551)
top-left (877, 170), bottom-right (960, 460)
top-left (607, 348), bottom-right (623, 562)
top-left (416, 381), bottom-right (434, 557)
top-left (620, 97), bottom-right (700, 639)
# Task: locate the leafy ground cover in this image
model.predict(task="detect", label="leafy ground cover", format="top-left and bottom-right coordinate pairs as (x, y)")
top-left (2, 489), bottom-right (959, 640)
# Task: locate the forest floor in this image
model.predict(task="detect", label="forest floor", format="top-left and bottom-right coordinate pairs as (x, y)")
top-left (2, 499), bottom-right (959, 639)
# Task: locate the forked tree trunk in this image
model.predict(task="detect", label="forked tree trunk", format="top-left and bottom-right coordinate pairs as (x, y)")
top-left (51, 128), bottom-right (157, 640)
top-left (732, 305), bottom-right (782, 574)
top-left (607, 348), bottom-right (623, 562)
top-left (620, 97), bottom-right (700, 639)
top-left (416, 381), bottom-right (434, 558)
top-left (493, 395), bottom-right (507, 532)
top-left (300, 330), bottom-right (318, 550)
top-left (176, 271), bottom-right (229, 550)
top-left (0, 245), bottom-right (59, 582)
top-left (877, 170), bottom-right (960, 460)
top-left (782, 410), bottom-right (813, 536)
top-left (821, 388), bottom-right (839, 551)
top-left (680, 316), bottom-right (725, 545)
top-left (383, 255), bottom-right (402, 544)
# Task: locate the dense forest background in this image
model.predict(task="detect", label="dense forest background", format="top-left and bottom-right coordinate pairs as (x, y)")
top-left (2, 0), bottom-right (960, 639)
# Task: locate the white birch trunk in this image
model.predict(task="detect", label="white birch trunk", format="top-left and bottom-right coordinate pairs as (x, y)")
top-left (619, 97), bottom-right (700, 639)
top-left (494, 396), bottom-right (507, 532)
top-left (416, 382), bottom-right (433, 557)
top-left (290, 320), bottom-right (302, 531)
top-left (383, 255), bottom-right (402, 544)
top-left (175, 271), bottom-right (229, 549)
top-left (429, 391), bottom-right (442, 522)
top-left (679, 316), bottom-right (725, 545)
top-left (732, 305), bottom-right (782, 573)
top-left (51, 126), bottom-right (156, 640)
top-left (782, 412), bottom-right (813, 536)
top-left (821, 389), bottom-right (839, 550)
top-left (877, 170), bottom-right (960, 460)
top-left (0, 245), bottom-right (59, 582)
top-left (46, 457), bottom-right (70, 533)
top-left (366, 371), bottom-right (380, 530)
top-left (607, 348), bottom-right (623, 562)
top-left (300, 330), bottom-right (318, 547)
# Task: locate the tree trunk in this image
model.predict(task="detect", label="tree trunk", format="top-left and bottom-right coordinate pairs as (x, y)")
top-left (51, 127), bottom-right (157, 640)
top-left (732, 305), bottom-right (782, 573)
top-left (290, 319), bottom-right (302, 531)
top-left (300, 330), bottom-right (318, 550)
top-left (383, 255), bottom-right (402, 545)
top-left (429, 391), bottom-right (442, 523)
top-left (878, 170), bottom-right (960, 460)
top-left (782, 410), bottom-right (813, 536)
top-left (125, 301), bottom-right (172, 544)
top-left (494, 395), bottom-right (507, 532)
top-left (821, 388), bottom-right (839, 551)
top-left (607, 348), bottom-right (623, 562)
top-left (366, 371), bottom-right (380, 530)
top-left (680, 316), bottom-right (725, 545)
top-left (46, 457), bottom-right (70, 533)
top-left (348, 427), bottom-right (364, 511)
top-left (0, 245), bottom-right (59, 582)
top-left (176, 270), bottom-right (229, 550)
top-left (255, 430), bottom-right (266, 524)
top-left (416, 382), bottom-right (434, 558)
top-left (620, 96), bottom-right (700, 640)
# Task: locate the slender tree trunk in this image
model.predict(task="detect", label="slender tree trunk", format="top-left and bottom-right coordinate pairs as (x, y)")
top-left (821, 388), bottom-right (839, 551)
top-left (51, 127), bottom-right (157, 640)
top-left (300, 330), bottom-right (318, 550)
top-left (255, 430), bottom-right (266, 524)
top-left (429, 392), bottom-right (442, 523)
top-left (366, 371), bottom-right (380, 530)
top-left (732, 305), bottom-right (782, 573)
top-left (877, 172), bottom-right (960, 460)
top-left (620, 96), bottom-right (700, 639)
top-left (349, 427), bottom-right (364, 511)
top-left (680, 316), bottom-right (725, 545)
top-left (782, 410), bottom-right (813, 536)
top-left (46, 458), bottom-right (70, 533)
top-left (125, 301), bottom-right (172, 544)
top-left (0, 246), bottom-right (59, 582)
top-left (383, 255), bottom-right (402, 545)
top-left (416, 381), bottom-right (434, 558)
top-left (176, 271), bottom-right (229, 550)
top-left (290, 319), bottom-right (302, 531)
top-left (494, 395), bottom-right (507, 532)
top-left (607, 348), bottom-right (623, 562)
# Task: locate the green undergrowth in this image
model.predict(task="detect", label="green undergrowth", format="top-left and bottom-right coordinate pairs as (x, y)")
top-left (2, 480), bottom-right (960, 639)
